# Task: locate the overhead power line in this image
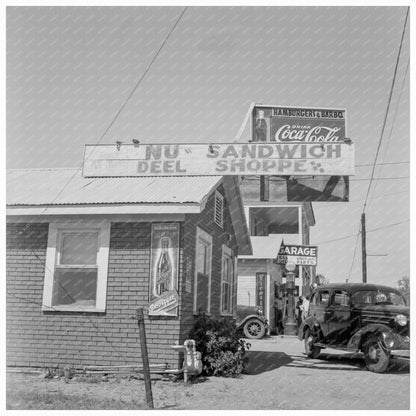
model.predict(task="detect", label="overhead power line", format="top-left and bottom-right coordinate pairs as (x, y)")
top-left (39, 7), bottom-right (188, 215)
top-left (316, 219), bottom-right (409, 245)
top-left (261, 175), bottom-right (409, 183)
top-left (315, 190), bottom-right (408, 206)
top-left (367, 57), bottom-right (410, 208)
top-left (355, 161), bottom-right (409, 167)
top-left (91, 7), bottom-right (188, 149)
top-left (347, 223), bottom-right (361, 282)
top-left (350, 176), bottom-right (409, 181)
top-left (362, 6), bottom-right (409, 213)
top-left (356, 7), bottom-right (409, 283)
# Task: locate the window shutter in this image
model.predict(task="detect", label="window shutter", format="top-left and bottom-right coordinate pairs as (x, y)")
top-left (214, 191), bottom-right (224, 228)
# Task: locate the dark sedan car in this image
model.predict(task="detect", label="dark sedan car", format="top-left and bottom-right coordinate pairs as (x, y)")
top-left (298, 283), bottom-right (410, 373)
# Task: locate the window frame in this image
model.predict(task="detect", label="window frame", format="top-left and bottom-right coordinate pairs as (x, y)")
top-left (193, 227), bottom-right (212, 314)
top-left (220, 245), bottom-right (234, 316)
top-left (42, 220), bottom-right (111, 313)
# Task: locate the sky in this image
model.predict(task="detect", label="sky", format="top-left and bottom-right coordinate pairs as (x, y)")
top-left (6, 5), bottom-right (411, 287)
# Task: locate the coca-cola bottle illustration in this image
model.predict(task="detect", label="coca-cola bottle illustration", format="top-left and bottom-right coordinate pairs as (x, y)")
top-left (156, 237), bottom-right (172, 295)
top-left (255, 110), bottom-right (268, 142)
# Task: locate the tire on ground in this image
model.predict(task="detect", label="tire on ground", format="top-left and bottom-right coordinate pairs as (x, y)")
top-left (243, 318), bottom-right (266, 339)
top-left (304, 327), bottom-right (321, 358)
top-left (363, 334), bottom-right (390, 373)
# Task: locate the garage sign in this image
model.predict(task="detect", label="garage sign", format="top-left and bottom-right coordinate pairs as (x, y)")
top-left (276, 243), bottom-right (318, 266)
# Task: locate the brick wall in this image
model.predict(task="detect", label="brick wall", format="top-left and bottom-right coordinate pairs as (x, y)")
top-left (6, 184), bottom-right (240, 369)
top-left (7, 223), bottom-right (50, 367)
top-left (6, 222), bottom-right (181, 368)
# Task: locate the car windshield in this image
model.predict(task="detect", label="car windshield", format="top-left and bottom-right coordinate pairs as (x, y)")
top-left (352, 290), bottom-right (406, 306)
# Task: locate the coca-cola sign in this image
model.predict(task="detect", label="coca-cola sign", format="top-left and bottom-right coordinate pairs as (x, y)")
top-left (275, 125), bottom-right (341, 142)
top-left (149, 223), bottom-right (180, 316)
top-left (252, 105), bottom-right (346, 143)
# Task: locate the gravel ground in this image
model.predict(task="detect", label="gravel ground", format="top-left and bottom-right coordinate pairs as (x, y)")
top-left (6, 335), bottom-right (410, 411)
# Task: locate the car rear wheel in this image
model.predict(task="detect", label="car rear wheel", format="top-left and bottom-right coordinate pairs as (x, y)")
top-left (243, 318), bottom-right (266, 339)
top-left (363, 334), bottom-right (390, 373)
top-left (304, 328), bottom-right (321, 358)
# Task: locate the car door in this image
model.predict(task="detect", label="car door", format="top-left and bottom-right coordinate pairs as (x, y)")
top-left (309, 289), bottom-right (331, 338)
top-left (325, 290), bottom-right (352, 343)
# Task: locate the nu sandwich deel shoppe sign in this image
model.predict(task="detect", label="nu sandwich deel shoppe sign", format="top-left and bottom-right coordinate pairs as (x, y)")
top-left (83, 141), bottom-right (354, 177)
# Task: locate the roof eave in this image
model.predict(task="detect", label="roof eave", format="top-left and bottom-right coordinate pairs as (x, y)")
top-left (6, 203), bottom-right (203, 216)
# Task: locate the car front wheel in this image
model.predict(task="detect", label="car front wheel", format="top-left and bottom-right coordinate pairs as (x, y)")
top-left (243, 318), bottom-right (266, 339)
top-left (363, 334), bottom-right (390, 373)
top-left (304, 328), bottom-right (321, 358)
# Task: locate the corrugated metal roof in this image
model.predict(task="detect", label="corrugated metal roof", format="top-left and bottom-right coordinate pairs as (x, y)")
top-left (6, 168), bottom-right (223, 206)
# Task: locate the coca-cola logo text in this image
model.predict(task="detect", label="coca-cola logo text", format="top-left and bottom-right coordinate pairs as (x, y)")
top-left (275, 125), bottom-right (342, 142)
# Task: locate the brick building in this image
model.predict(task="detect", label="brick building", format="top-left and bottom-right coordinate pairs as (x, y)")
top-left (6, 168), bottom-right (251, 369)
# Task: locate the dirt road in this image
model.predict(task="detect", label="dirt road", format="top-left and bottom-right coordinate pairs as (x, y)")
top-left (6, 335), bottom-right (410, 410)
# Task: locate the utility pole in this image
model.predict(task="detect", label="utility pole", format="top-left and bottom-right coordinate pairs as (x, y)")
top-left (361, 213), bottom-right (367, 283)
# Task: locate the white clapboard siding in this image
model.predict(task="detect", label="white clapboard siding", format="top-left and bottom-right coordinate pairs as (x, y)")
top-left (237, 275), bottom-right (256, 306)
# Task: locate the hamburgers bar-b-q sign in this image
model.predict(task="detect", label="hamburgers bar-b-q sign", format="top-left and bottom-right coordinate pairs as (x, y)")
top-left (83, 141), bottom-right (354, 177)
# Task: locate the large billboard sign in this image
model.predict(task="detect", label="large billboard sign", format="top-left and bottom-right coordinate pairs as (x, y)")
top-left (83, 142), bottom-right (354, 177)
top-left (250, 104), bottom-right (351, 202)
top-left (252, 105), bottom-right (346, 143)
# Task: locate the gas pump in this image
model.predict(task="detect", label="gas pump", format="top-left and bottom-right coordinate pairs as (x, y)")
top-left (284, 261), bottom-right (297, 335)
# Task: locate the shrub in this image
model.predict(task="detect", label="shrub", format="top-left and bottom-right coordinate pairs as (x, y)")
top-left (188, 313), bottom-right (250, 377)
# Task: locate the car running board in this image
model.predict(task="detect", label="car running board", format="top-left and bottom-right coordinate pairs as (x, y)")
top-left (314, 343), bottom-right (358, 352)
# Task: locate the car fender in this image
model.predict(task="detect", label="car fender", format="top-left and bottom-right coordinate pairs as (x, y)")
top-left (298, 316), bottom-right (321, 340)
top-left (237, 314), bottom-right (268, 329)
top-left (347, 323), bottom-right (394, 351)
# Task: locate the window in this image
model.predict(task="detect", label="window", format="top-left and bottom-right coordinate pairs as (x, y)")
top-left (194, 227), bottom-right (212, 314)
top-left (317, 290), bottom-right (330, 306)
top-left (42, 221), bottom-right (111, 312)
top-left (333, 290), bottom-right (351, 307)
top-left (221, 245), bottom-right (234, 315)
top-left (352, 290), bottom-right (406, 306)
top-left (249, 206), bottom-right (299, 236)
top-left (214, 191), bottom-right (224, 228)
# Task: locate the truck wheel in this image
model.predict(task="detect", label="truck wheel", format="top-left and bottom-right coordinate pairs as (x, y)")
top-left (243, 318), bottom-right (266, 339)
top-left (363, 334), bottom-right (390, 373)
top-left (304, 328), bottom-right (321, 358)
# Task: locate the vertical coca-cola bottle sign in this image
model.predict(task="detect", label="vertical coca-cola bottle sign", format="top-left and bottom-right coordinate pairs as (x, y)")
top-left (149, 223), bottom-right (180, 316)
top-left (156, 237), bottom-right (172, 295)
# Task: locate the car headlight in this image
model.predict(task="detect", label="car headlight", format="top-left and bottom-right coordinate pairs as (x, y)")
top-left (395, 314), bottom-right (408, 326)
top-left (382, 331), bottom-right (396, 348)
